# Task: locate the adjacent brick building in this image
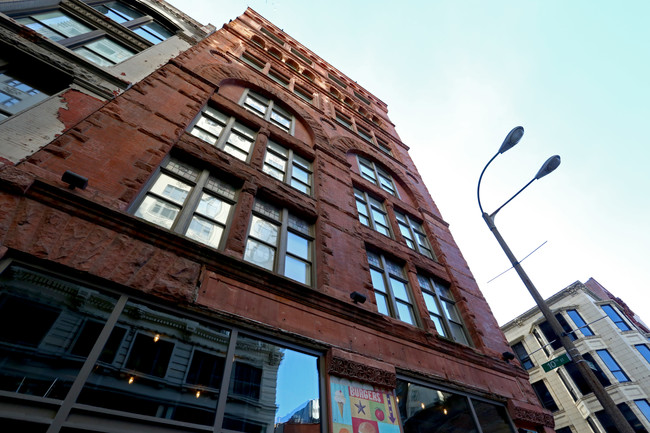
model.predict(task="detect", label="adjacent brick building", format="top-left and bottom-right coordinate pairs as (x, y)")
top-left (502, 279), bottom-right (650, 433)
top-left (0, 4), bottom-right (553, 433)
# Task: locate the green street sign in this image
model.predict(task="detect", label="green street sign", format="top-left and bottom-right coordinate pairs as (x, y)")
top-left (542, 353), bottom-right (571, 372)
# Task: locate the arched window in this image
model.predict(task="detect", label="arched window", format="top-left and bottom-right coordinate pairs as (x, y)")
top-left (251, 35), bottom-right (265, 49)
top-left (285, 58), bottom-right (299, 72)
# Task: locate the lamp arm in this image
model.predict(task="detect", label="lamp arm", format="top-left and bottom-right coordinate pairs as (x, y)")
top-left (477, 152), bottom-right (499, 214)
top-left (489, 177), bottom-right (536, 219)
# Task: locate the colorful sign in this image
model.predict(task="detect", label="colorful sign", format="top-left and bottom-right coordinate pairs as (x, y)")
top-left (330, 377), bottom-right (401, 433)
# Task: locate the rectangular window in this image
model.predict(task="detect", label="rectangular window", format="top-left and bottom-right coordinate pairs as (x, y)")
top-left (335, 110), bottom-right (353, 129)
top-left (357, 156), bottom-right (397, 196)
top-left (417, 275), bottom-right (470, 344)
top-left (260, 27), bottom-right (284, 45)
top-left (538, 314), bottom-right (571, 350)
top-left (531, 380), bottom-right (559, 412)
top-left (357, 124), bottom-right (373, 142)
top-left (596, 349), bottom-right (629, 382)
top-left (269, 69), bottom-right (290, 87)
top-left (190, 105), bottom-right (256, 161)
top-left (242, 89), bottom-right (293, 134)
top-left (596, 403), bottom-right (646, 433)
top-left (0, 66), bottom-right (50, 118)
top-left (567, 309), bottom-right (594, 337)
top-left (511, 341), bottom-right (534, 370)
top-left (290, 47), bottom-right (312, 64)
top-left (395, 211), bottom-right (435, 259)
top-left (376, 137), bottom-right (392, 155)
top-left (70, 320), bottom-right (126, 364)
top-left (328, 73), bottom-right (347, 88)
top-left (92, 1), bottom-right (174, 44)
top-left (563, 354), bottom-right (611, 396)
top-left (185, 349), bottom-right (225, 390)
top-left (533, 328), bottom-right (551, 356)
top-left (635, 400), bottom-right (650, 424)
top-left (557, 369), bottom-right (578, 401)
top-left (367, 251), bottom-right (416, 325)
top-left (16, 10), bottom-right (137, 66)
top-left (244, 199), bottom-right (313, 285)
top-left (354, 188), bottom-right (391, 237)
top-left (601, 304), bottom-right (632, 331)
top-left (241, 52), bottom-right (265, 71)
top-left (293, 85), bottom-right (313, 103)
top-left (125, 333), bottom-right (174, 378)
top-left (556, 313), bottom-right (577, 341)
top-left (354, 91), bottom-right (370, 105)
top-left (263, 140), bottom-right (312, 194)
top-left (133, 158), bottom-right (237, 249)
top-left (635, 344), bottom-right (650, 364)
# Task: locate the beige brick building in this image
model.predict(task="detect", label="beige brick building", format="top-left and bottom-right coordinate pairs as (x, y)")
top-left (502, 278), bottom-right (650, 433)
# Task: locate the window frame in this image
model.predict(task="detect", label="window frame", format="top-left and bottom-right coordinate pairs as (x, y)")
top-left (356, 155), bottom-right (398, 196)
top-left (566, 309), bottom-right (594, 337)
top-left (131, 158), bottom-right (238, 250)
top-left (262, 140), bottom-right (313, 195)
top-left (635, 344), bottom-right (650, 364)
top-left (531, 379), bottom-right (559, 412)
top-left (244, 199), bottom-right (314, 286)
top-left (189, 105), bottom-right (257, 162)
top-left (511, 341), bottom-right (534, 370)
top-left (394, 210), bottom-right (435, 259)
top-left (596, 349), bottom-right (630, 382)
top-left (241, 89), bottom-right (294, 135)
top-left (354, 188), bottom-right (392, 237)
top-left (417, 274), bottom-right (471, 345)
top-left (366, 251), bottom-right (417, 326)
top-left (601, 304), bottom-right (632, 331)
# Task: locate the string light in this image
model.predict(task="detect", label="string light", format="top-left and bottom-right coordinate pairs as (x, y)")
top-left (196, 390), bottom-right (201, 398)
top-left (128, 376), bottom-right (134, 384)
top-left (443, 408), bottom-right (448, 415)
top-left (420, 403), bottom-right (425, 409)
top-left (153, 334), bottom-right (160, 342)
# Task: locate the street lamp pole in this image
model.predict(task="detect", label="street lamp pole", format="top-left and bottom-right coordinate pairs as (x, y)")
top-left (477, 127), bottom-right (634, 433)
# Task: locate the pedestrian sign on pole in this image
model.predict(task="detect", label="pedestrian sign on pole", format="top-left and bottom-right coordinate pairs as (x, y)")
top-left (541, 353), bottom-right (571, 372)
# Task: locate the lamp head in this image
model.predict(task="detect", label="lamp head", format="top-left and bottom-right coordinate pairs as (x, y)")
top-left (535, 155), bottom-right (561, 180)
top-left (498, 126), bottom-right (524, 154)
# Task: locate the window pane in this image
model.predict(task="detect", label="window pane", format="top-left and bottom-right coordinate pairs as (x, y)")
top-left (375, 293), bottom-right (389, 316)
top-left (0, 266), bottom-right (119, 401)
top-left (139, 22), bottom-right (173, 43)
top-left (442, 300), bottom-right (462, 322)
top-left (223, 335), bottom-right (320, 433)
top-left (389, 278), bottom-right (409, 301)
top-left (195, 114), bottom-right (225, 137)
top-left (80, 37), bottom-right (135, 65)
top-left (134, 195), bottom-right (179, 229)
top-left (423, 292), bottom-right (441, 315)
top-left (396, 381), bottom-right (478, 433)
top-left (17, 17), bottom-right (65, 41)
top-left (287, 232), bottom-right (309, 259)
top-left (245, 95), bottom-right (267, 115)
top-left (284, 256), bottom-right (310, 285)
top-left (186, 215), bottom-right (224, 248)
top-left (249, 216), bottom-right (278, 245)
top-left (74, 47), bottom-right (114, 67)
top-left (150, 174), bottom-right (191, 204)
top-left (31, 11), bottom-right (92, 38)
top-left (244, 239), bottom-right (276, 271)
top-left (196, 193), bottom-right (231, 223)
top-left (602, 305), bottom-right (631, 331)
top-left (396, 302), bottom-right (415, 325)
top-left (271, 109), bottom-right (292, 131)
top-left (78, 299), bottom-right (231, 425)
top-left (370, 269), bottom-right (387, 293)
top-left (636, 345), bottom-right (650, 364)
top-left (635, 400), bottom-right (650, 423)
top-left (472, 400), bottom-right (514, 433)
top-left (292, 165), bottom-right (310, 184)
top-left (227, 130), bottom-right (254, 153)
top-left (567, 309), bottom-right (594, 337)
top-left (431, 315), bottom-right (447, 337)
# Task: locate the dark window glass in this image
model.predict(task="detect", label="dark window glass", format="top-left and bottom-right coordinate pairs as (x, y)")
top-left (0, 295), bottom-right (60, 346)
top-left (125, 333), bottom-right (174, 378)
top-left (471, 400), bottom-right (514, 433)
top-left (531, 380), bottom-right (559, 412)
top-left (556, 427), bottom-right (573, 433)
top-left (511, 342), bottom-right (534, 370)
top-left (70, 320), bottom-right (126, 363)
top-left (556, 313), bottom-right (577, 341)
top-left (583, 353), bottom-right (612, 388)
top-left (538, 320), bottom-right (562, 350)
top-left (596, 349), bottom-right (629, 382)
top-left (186, 350), bottom-right (226, 389)
top-left (232, 362), bottom-right (262, 399)
top-left (562, 353), bottom-right (614, 397)
top-left (595, 402), bottom-right (647, 433)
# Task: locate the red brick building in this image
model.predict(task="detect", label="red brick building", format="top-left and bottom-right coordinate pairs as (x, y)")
top-left (0, 6), bottom-right (553, 433)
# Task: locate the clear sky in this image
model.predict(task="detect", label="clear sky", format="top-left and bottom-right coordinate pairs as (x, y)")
top-left (168, 1), bottom-right (650, 327)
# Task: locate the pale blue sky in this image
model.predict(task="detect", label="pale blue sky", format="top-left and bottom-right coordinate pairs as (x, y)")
top-left (169, 1), bottom-right (650, 327)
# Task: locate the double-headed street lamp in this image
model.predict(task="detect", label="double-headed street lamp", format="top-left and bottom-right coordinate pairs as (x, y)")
top-left (477, 126), bottom-right (634, 433)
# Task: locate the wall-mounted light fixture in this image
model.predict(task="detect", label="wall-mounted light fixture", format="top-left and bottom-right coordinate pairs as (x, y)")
top-left (62, 170), bottom-right (88, 190)
top-left (350, 291), bottom-right (366, 304)
top-left (502, 351), bottom-right (515, 362)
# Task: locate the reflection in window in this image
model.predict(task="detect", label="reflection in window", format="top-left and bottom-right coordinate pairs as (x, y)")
top-left (0, 69), bottom-right (49, 118)
top-left (242, 90), bottom-right (294, 134)
top-left (396, 380), bottom-right (514, 433)
top-left (417, 275), bottom-right (470, 345)
top-left (511, 341), bottom-right (534, 370)
top-left (92, 1), bottom-right (174, 44)
top-left (355, 188), bottom-right (391, 237)
top-left (0, 266), bottom-right (119, 400)
top-left (263, 140), bottom-right (312, 194)
top-left (244, 199), bottom-right (313, 285)
top-left (16, 10), bottom-right (135, 66)
top-left (133, 158), bottom-right (237, 249)
top-left (367, 251), bottom-right (416, 325)
top-left (595, 402), bottom-right (646, 433)
top-left (596, 349), bottom-right (629, 382)
top-left (395, 211), bottom-right (434, 259)
top-left (567, 309), bottom-right (594, 337)
top-left (223, 334), bottom-right (320, 433)
top-left (601, 304), bottom-right (632, 331)
top-left (357, 155), bottom-right (397, 196)
top-left (190, 106), bottom-right (257, 161)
